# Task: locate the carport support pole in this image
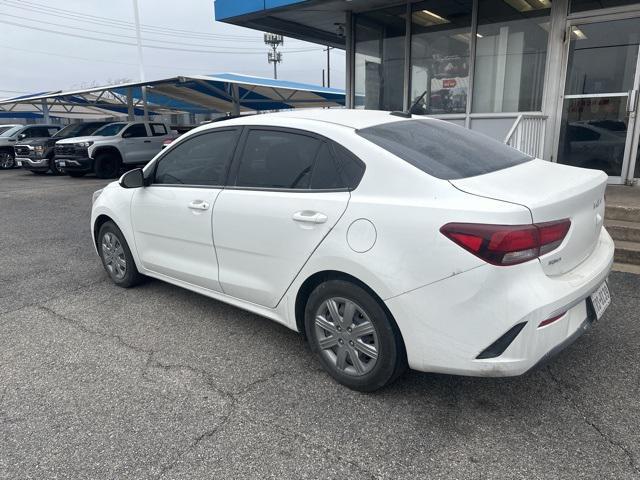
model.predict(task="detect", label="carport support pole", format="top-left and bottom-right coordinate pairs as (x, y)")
top-left (231, 84), bottom-right (240, 116)
top-left (127, 87), bottom-right (134, 121)
top-left (41, 99), bottom-right (50, 123)
top-left (132, 0), bottom-right (149, 122)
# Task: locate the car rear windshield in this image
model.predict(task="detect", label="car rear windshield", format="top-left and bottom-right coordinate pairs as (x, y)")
top-left (356, 119), bottom-right (532, 180)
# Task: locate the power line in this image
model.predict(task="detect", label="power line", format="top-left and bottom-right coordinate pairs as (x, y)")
top-left (0, 20), bottom-right (323, 55)
top-left (0, 0), bottom-right (309, 44)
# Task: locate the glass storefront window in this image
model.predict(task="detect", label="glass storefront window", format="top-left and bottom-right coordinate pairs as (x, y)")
top-left (472, 0), bottom-right (551, 113)
top-left (565, 19), bottom-right (639, 95)
top-left (409, 0), bottom-right (473, 115)
top-left (570, 0), bottom-right (640, 12)
top-left (354, 6), bottom-right (406, 111)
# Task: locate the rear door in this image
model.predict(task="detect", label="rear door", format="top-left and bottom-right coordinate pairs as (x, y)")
top-left (121, 123), bottom-right (151, 164)
top-left (130, 128), bottom-right (240, 290)
top-left (148, 123), bottom-right (169, 156)
top-left (213, 127), bottom-right (353, 308)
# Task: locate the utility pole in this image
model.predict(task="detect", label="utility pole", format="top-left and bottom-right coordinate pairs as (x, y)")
top-left (264, 33), bottom-right (283, 79)
top-left (132, 0), bottom-right (148, 121)
top-left (325, 46), bottom-right (331, 88)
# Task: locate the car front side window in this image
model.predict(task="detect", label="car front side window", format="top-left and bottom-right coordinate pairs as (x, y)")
top-left (153, 129), bottom-right (239, 186)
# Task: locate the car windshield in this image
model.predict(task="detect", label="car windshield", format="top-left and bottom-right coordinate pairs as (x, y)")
top-left (54, 123), bottom-right (105, 138)
top-left (92, 123), bottom-right (126, 137)
top-left (357, 119), bottom-right (532, 180)
top-left (0, 126), bottom-right (23, 137)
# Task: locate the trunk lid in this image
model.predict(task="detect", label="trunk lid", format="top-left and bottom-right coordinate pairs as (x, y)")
top-left (450, 159), bottom-right (607, 276)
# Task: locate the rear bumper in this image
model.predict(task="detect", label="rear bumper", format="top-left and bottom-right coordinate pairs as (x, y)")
top-left (385, 227), bottom-right (614, 376)
top-left (56, 157), bottom-right (93, 173)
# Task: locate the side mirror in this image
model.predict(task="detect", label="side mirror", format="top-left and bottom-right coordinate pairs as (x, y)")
top-left (119, 168), bottom-right (145, 189)
top-left (18, 133), bottom-right (26, 140)
top-left (122, 131), bottom-right (132, 138)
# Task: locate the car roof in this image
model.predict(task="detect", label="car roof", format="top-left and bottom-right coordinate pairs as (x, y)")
top-left (220, 109), bottom-right (420, 131)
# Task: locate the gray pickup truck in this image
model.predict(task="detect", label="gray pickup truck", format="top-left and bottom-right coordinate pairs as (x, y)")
top-left (0, 124), bottom-right (61, 169)
top-left (15, 121), bottom-right (112, 175)
top-left (55, 121), bottom-right (171, 178)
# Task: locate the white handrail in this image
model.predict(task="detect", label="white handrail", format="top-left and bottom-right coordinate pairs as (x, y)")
top-left (504, 114), bottom-right (548, 159)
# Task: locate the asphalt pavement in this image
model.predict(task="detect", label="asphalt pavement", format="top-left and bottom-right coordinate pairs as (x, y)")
top-left (1, 168), bottom-right (639, 479)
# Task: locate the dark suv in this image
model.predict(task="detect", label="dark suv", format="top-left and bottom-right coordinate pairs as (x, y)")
top-left (16, 121), bottom-right (113, 175)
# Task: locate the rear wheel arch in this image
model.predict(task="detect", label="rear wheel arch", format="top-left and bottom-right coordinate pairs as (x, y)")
top-left (294, 270), bottom-right (406, 354)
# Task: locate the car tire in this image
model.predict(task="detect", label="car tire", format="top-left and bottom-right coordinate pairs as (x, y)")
top-left (98, 221), bottom-right (144, 288)
top-left (67, 171), bottom-right (86, 178)
top-left (49, 155), bottom-right (63, 175)
top-left (0, 151), bottom-right (15, 169)
top-left (94, 153), bottom-right (120, 179)
top-left (304, 280), bottom-right (407, 392)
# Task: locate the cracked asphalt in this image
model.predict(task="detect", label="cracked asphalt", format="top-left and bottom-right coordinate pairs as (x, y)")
top-left (1, 168), bottom-right (639, 479)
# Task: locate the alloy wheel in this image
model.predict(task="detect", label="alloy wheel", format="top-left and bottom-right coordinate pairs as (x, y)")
top-left (101, 232), bottom-right (127, 280)
top-left (314, 297), bottom-right (379, 376)
top-left (0, 152), bottom-right (14, 169)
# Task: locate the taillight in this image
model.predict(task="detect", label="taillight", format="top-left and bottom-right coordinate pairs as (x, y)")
top-left (440, 219), bottom-right (571, 266)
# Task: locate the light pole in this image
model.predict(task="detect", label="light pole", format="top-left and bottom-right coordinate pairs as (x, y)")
top-left (264, 33), bottom-right (283, 79)
top-left (132, 0), bottom-right (148, 121)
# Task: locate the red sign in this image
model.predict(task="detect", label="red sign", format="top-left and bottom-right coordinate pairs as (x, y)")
top-left (443, 79), bottom-right (457, 88)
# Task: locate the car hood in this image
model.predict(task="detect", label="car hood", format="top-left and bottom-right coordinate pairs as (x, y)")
top-left (56, 135), bottom-right (114, 144)
top-left (15, 137), bottom-right (55, 147)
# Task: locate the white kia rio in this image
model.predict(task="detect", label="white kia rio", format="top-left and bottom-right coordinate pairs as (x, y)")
top-left (91, 109), bottom-right (614, 391)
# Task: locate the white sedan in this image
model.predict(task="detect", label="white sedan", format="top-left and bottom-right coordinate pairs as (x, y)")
top-left (91, 110), bottom-right (614, 391)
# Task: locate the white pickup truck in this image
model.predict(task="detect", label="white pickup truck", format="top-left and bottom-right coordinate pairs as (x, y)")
top-left (54, 121), bottom-right (172, 178)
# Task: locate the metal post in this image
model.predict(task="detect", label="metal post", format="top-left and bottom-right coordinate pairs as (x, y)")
top-left (126, 87), bottom-right (134, 120)
top-left (41, 99), bottom-right (50, 123)
top-left (132, 0), bottom-right (148, 121)
top-left (326, 47), bottom-right (331, 88)
top-left (231, 84), bottom-right (240, 116)
top-left (345, 11), bottom-right (354, 109)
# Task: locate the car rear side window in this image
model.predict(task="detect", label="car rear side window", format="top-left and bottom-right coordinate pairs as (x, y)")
top-left (310, 142), bottom-right (365, 190)
top-left (357, 119), bottom-right (532, 180)
top-left (235, 130), bottom-right (320, 189)
top-left (154, 129), bottom-right (238, 186)
top-left (151, 123), bottom-right (167, 136)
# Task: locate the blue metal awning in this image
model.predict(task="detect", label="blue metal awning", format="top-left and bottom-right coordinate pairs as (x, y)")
top-left (0, 73), bottom-right (345, 119)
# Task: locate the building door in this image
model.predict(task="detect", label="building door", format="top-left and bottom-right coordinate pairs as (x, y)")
top-left (556, 16), bottom-right (640, 184)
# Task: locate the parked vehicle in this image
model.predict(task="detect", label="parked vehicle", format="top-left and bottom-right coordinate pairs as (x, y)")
top-left (91, 110), bottom-right (614, 391)
top-left (162, 126), bottom-right (195, 149)
top-left (0, 124), bottom-right (20, 136)
top-left (55, 121), bottom-right (171, 178)
top-left (15, 121), bottom-right (113, 175)
top-left (0, 124), bottom-right (61, 169)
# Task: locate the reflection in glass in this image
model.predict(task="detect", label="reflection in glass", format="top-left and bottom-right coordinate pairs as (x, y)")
top-left (565, 19), bottom-right (640, 95)
top-left (409, 1), bottom-right (473, 115)
top-left (354, 7), bottom-right (406, 111)
top-left (472, 0), bottom-right (550, 113)
top-left (570, 0), bottom-right (640, 13)
top-left (557, 97), bottom-right (629, 176)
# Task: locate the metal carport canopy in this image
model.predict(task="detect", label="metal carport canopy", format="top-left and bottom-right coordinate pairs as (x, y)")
top-left (0, 73), bottom-right (345, 119)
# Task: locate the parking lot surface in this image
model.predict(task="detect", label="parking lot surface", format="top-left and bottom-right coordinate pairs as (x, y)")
top-left (1, 168), bottom-right (639, 479)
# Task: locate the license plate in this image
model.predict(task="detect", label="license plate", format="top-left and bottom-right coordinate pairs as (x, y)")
top-left (58, 160), bottom-right (66, 167)
top-left (590, 281), bottom-right (611, 320)
top-left (16, 160), bottom-right (22, 166)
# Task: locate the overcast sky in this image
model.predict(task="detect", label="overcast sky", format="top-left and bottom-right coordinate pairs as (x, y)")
top-left (0, 0), bottom-right (345, 99)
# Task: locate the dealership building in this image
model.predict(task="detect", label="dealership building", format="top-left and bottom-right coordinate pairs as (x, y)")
top-left (216, 0), bottom-right (640, 186)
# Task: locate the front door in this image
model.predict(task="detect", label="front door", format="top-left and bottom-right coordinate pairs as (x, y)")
top-left (130, 128), bottom-right (240, 291)
top-left (556, 16), bottom-right (640, 184)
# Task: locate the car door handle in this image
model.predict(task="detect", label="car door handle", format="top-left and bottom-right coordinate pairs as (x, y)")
top-left (292, 210), bottom-right (327, 224)
top-left (188, 200), bottom-right (210, 211)
top-left (144, 140), bottom-right (152, 143)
